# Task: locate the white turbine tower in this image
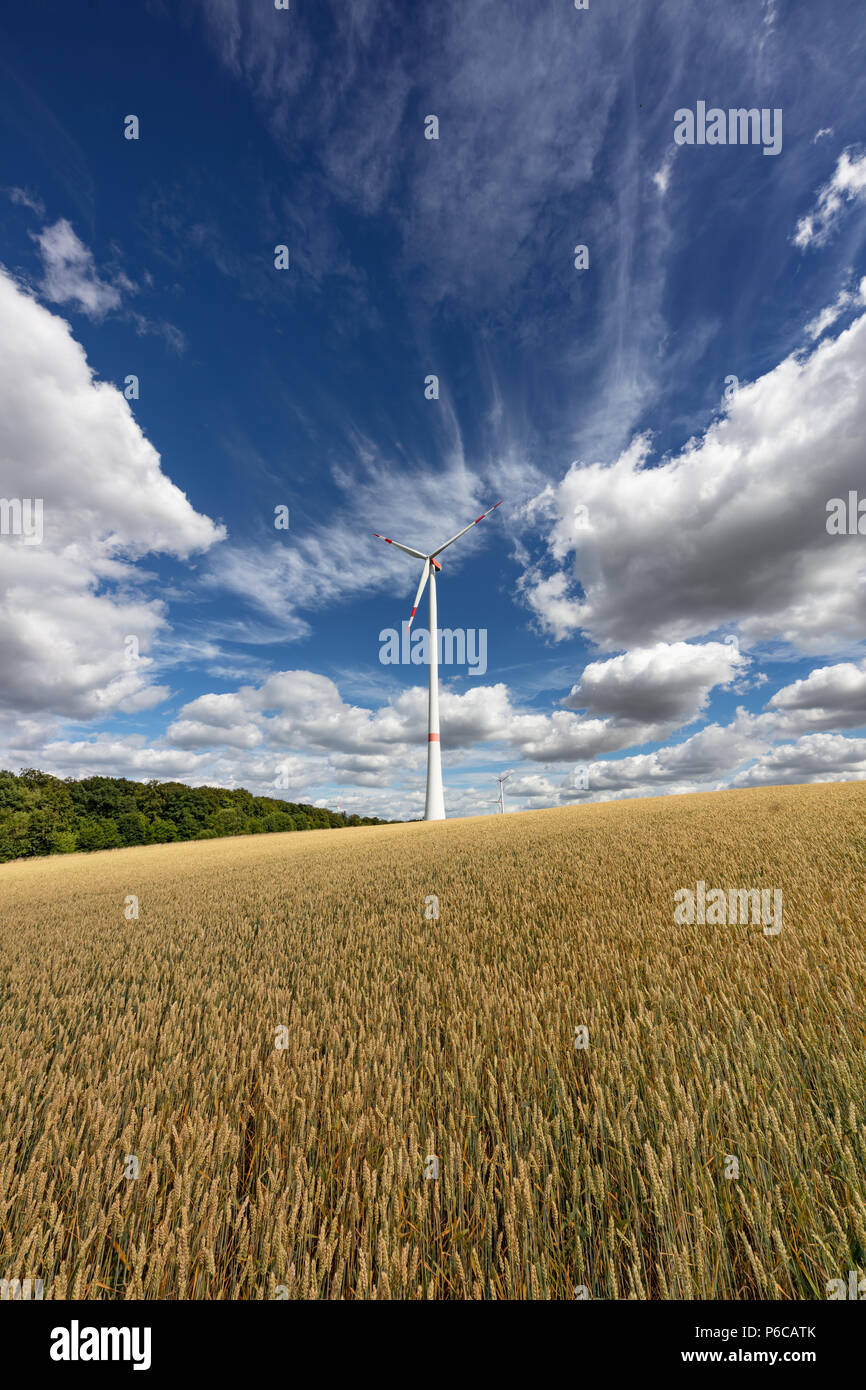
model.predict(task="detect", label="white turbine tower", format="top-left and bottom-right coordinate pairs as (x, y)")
top-left (495, 771), bottom-right (512, 813)
top-left (374, 501), bottom-right (502, 821)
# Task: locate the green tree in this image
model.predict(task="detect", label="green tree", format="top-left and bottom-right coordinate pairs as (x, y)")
top-left (148, 817), bottom-right (178, 843)
top-left (50, 830), bottom-right (77, 854)
top-left (76, 820), bottom-right (109, 852)
top-left (117, 810), bottom-right (149, 846)
top-left (208, 807), bottom-right (248, 837)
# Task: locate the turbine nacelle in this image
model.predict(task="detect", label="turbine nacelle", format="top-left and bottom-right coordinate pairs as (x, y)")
top-left (373, 500), bottom-right (501, 630)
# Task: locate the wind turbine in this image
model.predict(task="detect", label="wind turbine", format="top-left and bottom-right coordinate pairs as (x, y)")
top-left (495, 771), bottom-right (512, 814)
top-left (374, 501), bottom-right (502, 821)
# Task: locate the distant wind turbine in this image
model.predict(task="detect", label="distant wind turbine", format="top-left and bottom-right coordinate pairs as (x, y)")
top-left (374, 501), bottom-right (503, 821)
top-left (495, 771), bottom-right (512, 814)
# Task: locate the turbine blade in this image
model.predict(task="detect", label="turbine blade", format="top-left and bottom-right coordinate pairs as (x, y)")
top-left (407, 558), bottom-right (431, 630)
top-left (431, 500), bottom-right (503, 557)
top-left (373, 533), bottom-right (427, 561)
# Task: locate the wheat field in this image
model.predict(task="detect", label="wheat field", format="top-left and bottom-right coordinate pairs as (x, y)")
top-left (1, 781), bottom-right (864, 1299)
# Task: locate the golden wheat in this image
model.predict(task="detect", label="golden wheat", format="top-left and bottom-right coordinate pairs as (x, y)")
top-left (0, 781), bottom-right (864, 1299)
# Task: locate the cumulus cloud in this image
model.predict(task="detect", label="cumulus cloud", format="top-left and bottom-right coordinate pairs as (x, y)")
top-left (165, 642), bottom-right (749, 775)
top-left (562, 712), bottom-right (772, 798)
top-left (563, 641), bottom-right (746, 724)
top-left (507, 772), bottom-right (558, 801)
top-left (733, 733), bottom-right (866, 786)
top-left (521, 308), bottom-right (866, 654)
top-left (0, 270), bottom-right (225, 718)
top-left (34, 735), bottom-right (213, 780)
top-left (152, 640), bottom-right (764, 814)
top-left (768, 659), bottom-right (866, 732)
top-left (167, 670), bottom-right (425, 759)
top-left (9, 645), bottom-right (866, 819)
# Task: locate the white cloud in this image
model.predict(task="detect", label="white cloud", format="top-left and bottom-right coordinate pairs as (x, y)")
top-left (652, 150), bottom-right (675, 196)
top-left (8, 186), bottom-right (46, 217)
top-left (161, 641), bottom-right (752, 793)
top-left (33, 219), bottom-right (125, 318)
top-left (28, 216), bottom-right (186, 348)
top-left (581, 712), bottom-right (772, 792)
top-left (210, 445), bottom-right (505, 636)
top-left (195, 0), bottom-right (625, 304)
top-left (521, 308), bottom-right (866, 655)
top-left (733, 732), bottom-right (866, 786)
top-left (35, 735), bottom-right (213, 780)
top-left (507, 772), bottom-right (558, 802)
top-left (794, 148), bottom-right (866, 249)
top-left (10, 645), bottom-right (866, 819)
top-left (768, 659), bottom-right (866, 731)
top-left (563, 640), bottom-right (746, 723)
top-left (804, 277), bottom-right (866, 339)
top-left (0, 270), bottom-right (225, 718)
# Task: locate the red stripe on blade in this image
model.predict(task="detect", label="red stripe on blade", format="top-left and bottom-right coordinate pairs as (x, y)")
top-left (428, 733), bottom-right (440, 742)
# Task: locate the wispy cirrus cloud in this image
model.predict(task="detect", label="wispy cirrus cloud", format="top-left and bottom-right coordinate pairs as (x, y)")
top-left (7, 185), bottom-right (45, 217)
top-left (33, 218), bottom-right (125, 318)
top-left (794, 147), bottom-right (866, 249)
top-left (804, 276), bottom-right (866, 339)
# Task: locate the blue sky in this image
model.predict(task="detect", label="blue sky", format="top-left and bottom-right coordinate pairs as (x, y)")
top-left (1, 0), bottom-right (865, 819)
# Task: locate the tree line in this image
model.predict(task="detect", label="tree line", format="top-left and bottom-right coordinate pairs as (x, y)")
top-left (0, 769), bottom-right (391, 862)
